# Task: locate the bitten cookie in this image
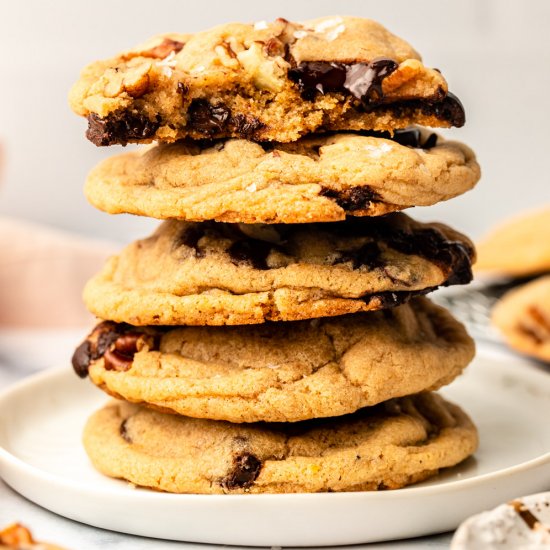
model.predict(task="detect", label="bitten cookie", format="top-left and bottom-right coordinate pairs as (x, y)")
top-left (85, 129), bottom-right (480, 224)
top-left (83, 213), bottom-right (475, 326)
top-left (72, 298), bottom-right (475, 423)
top-left (83, 393), bottom-right (478, 493)
top-left (492, 275), bottom-right (550, 362)
top-left (476, 206), bottom-right (550, 278)
top-left (69, 16), bottom-right (465, 145)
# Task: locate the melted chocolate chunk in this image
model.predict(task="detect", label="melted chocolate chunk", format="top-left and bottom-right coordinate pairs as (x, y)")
top-left (178, 225), bottom-right (206, 257)
top-left (378, 93), bottom-right (465, 127)
top-left (188, 99), bottom-right (231, 135)
top-left (86, 113), bottom-right (160, 147)
top-left (222, 453), bottom-right (262, 490)
top-left (334, 216), bottom-right (474, 286)
top-left (231, 113), bottom-right (265, 139)
top-left (392, 128), bottom-right (438, 149)
top-left (96, 327), bottom-right (120, 357)
top-left (187, 100), bottom-right (265, 139)
top-left (364, 287), bottom-right (435, 309)
top-left (320, 186), bottom-right (381, 211)
top-left (334, 241), bottom-right (385, 270)
top-left (228, 240), bottom-right (273, 270)
top-left (72, 341), bottom-right (92, 378)
top-left (72, 322), bottom-right (160, 378)
top-left (119, 419), bottom-right (132, 443)
top-left (288, 58), bottom-right (398, 104)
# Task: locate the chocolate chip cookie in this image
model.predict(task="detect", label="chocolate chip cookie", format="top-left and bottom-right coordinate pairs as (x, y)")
top-left (476, 206), bottom-right (550, 278)
top-left (83, 213), bottom-right (475, 326)
top-left (83, 392), bottom-right (478, 493)
top-left (85, 129), bottom-right (480, 224)
top-left (69, 17), bottom-right (465, 146)
top-left (492, 275), bottom-right (550, 362)
top-left (72, 298), bottom-right (475, 422)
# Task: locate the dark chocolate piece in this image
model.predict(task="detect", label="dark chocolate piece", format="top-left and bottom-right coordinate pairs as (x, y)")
top-left (119, 419), bottom-right (132, 443)
top-left (72, 341), bottom-right (92, 379)
top-left (319, 186), bottom-right (382, 211)
top-left (288, 58), bottom-right (398, 104)
top-left (187, 100), bottom-right (265, 139)
top-left (332, 216), bottom-right (474, 286)
top-left (378, 93), bottom-right (465, 127)
top-left (222, 453), bottom-right (262, 490)
top-left (363, 287), bottom-right (435, 309)
top-left (334, 241), bottom-right (385, 270)
top-left (86, 113), bottom-right (160, 146)
top-left (187, 99), bottom-right (231, 135)
top-left (177, 225), bottom-right (206, 257)
top-left (72, 322), bottom-right (160, 378)
top-left (392, 128), bottom-right (438, 149)
top-left (228, 240), bottom-right (273, 270)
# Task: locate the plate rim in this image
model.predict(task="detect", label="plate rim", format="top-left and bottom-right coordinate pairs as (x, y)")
top-left (1, 358), bottom-right (550, 503)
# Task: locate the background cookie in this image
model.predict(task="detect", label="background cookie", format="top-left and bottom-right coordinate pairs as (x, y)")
top-left (83, 214), bottom-right (475, 326)
top-left (69, 16), bottom-right (463, 145)
top-left (73, 298), bottom-right (475, 422)
top-left (476, 206), bottom-right (550, 278)
top-left (85, 130), bottom-right (480, 224)
top-left (492, 275), bottom-right (550, 362)
top-left (83, 393), bottom-right (478, 493)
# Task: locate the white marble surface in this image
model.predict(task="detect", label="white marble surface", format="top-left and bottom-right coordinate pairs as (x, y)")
top-left (0, 328), bottom-right (454, 549)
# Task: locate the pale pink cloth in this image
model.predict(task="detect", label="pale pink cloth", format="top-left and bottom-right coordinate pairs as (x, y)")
top-left (0, 217), bottom-right (116, 328)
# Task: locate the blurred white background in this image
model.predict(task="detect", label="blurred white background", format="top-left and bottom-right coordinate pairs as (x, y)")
top-left (0, 0), bottom-right (549, 244)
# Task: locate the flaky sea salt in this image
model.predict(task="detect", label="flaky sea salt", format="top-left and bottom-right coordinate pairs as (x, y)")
top-left (254, 20), bottom-right (268, 30)
top-left (364, 142), bottom-right (393, 158)
top-left (245, 183), bottom-right (257, 193)
top-left (314, 16), bottom-right (344, 33)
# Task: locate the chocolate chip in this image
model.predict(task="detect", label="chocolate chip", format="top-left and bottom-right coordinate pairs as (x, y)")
top-left (71, 341), bottom-right (92, 378)
top-left (228, 240), bottom-right (273, 270)
top-left (222, 453), bottom-right (262, 490)
top-left (187, 100), bottom-right (265, 139)
top-left (187, 99), bottom-right (231, 135)
top-left (96, 327), bottom-right (121, 357)
top-left (119, 419), bottom-right (132, 443)
top-left (86, 113), bottom-right (160, 146)
top-left (319, 186), bottom-right (381, 211)
top-left (334, 241), bottom-right (385, 270)
top-left (231, 113), bottom-right (265, 139)
top-left (428, 92), bottom-right (465, 127)
top-left (364, 287), bottom-right (435, 309)
top-left (378, 94), bottom-right (465, 127)
top-left (177, 225), bottom-right (206, 257)
top-left (73, 322), bottom-right (161, 378)
top-left (392, 128), bottom-right (438, 149)
top-left (288, 58), bottom-right (398, 104)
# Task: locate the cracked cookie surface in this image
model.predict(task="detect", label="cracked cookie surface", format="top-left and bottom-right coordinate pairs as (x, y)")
top-left (85, 129), bottom-right (480, 224)
top-left (492, 275), bottom-right (550, 362)
top-left (83, 393), bottom-right (478, 493)
top-left (83, 213), bottom-right (475, 326)
top-left (73, 298), bottom-right (475, 422)
top-left (69, 16), bottom-right (464, 145)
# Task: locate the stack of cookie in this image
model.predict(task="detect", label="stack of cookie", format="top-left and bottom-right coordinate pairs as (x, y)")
top-left (70, 16), bottom-right (481, 494)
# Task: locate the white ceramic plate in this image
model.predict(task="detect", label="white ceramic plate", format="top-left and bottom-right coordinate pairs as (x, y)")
top-left (0, 348), bottom-right (549, 547)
